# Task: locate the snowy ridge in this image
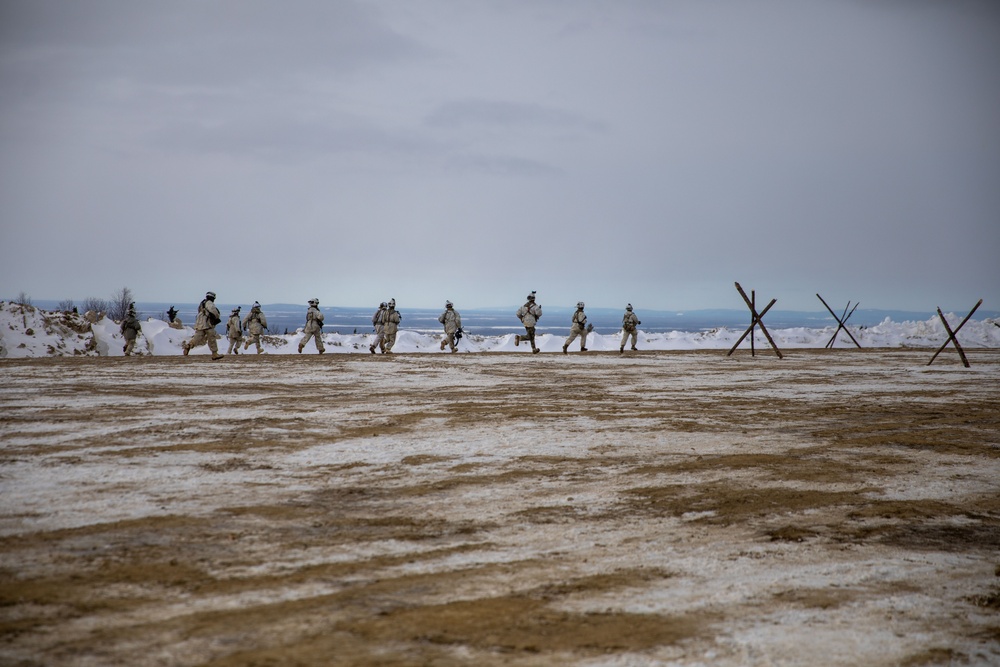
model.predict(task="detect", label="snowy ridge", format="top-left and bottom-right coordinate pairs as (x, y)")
top-left (2, 301), bottom-right (998, 358)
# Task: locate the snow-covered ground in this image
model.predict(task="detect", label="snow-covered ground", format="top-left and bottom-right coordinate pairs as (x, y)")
top-left (1, 347), bottom-right (998, 665)
top-left (2, 301), bottom-right (998, 358)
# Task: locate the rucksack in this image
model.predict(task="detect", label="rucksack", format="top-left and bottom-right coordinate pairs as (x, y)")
top-left (202, 299), bottom-right (221, 326)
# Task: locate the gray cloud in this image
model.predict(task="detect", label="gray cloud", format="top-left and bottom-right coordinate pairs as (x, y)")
top-left (426, 98), bottom-right (607, 133)
top-left (443, 153), bottom-right (560, 177)
top-left (1, 1), bottom-right (998, 312)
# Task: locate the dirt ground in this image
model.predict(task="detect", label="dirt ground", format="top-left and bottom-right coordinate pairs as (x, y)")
top-left (1, 349), bottom-right (998, 666)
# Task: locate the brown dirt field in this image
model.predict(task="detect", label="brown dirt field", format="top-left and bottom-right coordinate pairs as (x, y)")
top-left (1, 349), bottom-right (999, 665)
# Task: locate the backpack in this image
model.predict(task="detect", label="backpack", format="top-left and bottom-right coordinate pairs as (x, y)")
top-left (202, 299), bottom-right (221, 326)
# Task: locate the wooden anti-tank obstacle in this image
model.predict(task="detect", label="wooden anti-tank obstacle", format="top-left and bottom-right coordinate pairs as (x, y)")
top-left (816, 294), bottom-right (862, 349)
top-left (927, 299), bottom-right (983, 368)
top-left (727, 282), bottom-right (783, 358)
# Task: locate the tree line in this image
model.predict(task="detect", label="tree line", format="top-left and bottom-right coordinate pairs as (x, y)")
top-left (10, 286), bottom-right (137, 323)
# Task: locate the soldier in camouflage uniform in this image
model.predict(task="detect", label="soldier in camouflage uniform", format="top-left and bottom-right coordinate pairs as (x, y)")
top-left (369, 301), bottom-right (387, 354)
top-left (438, 301), bottom-right (462, 353)
top-left (226, 307), bottom-right (243, 355)
top-left (515, 291), bottom-right (542, 354)
top-left (183, 291), bottom-right (223, 360)
top-left (562, 302), bottom-right (589, 354)
top-left (620, 303), bottom-right (640, 353)
top-left (120, 303), bottom-right (141, 356)
top-left (242, 302), bottom-right (267, 354)
top-left (298, 298), bottom-right (325, 354)
top-left (381, 299), bottom-right (401, 354)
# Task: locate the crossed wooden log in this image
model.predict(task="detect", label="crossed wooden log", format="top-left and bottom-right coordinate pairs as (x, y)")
top-left (927, 299), bottom-right (983, 368)
top-left (727, 282), bottom-right (783, 358)
top-left (816, 294), bottom-right (862, 349)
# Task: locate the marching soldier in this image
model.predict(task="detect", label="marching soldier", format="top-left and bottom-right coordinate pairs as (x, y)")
top-left (226, 307), bottom-right (243, 355)
top-left (515, 291), bottom-right (542, 354)
top-left (562, 302), bottom-right (590, 354)
top-left (369, 301), bottom-right (387, 354)
top-left (120, 302), bottom-right (141, 356)
top-left (620, 303), bottom-right (640, 353)
top-left (183, 291), bottom-right (223, 360)
top-left (298, 298), bottom-right (325, 354)
top-left (382, 299), bottom-right (401, 353)
top-left (438, 301), bottom-right (462, 353)
top-left (242, 302), bottom-right (268, 354)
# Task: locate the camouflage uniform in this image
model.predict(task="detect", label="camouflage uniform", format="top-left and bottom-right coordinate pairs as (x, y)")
top-left (120, 305), bottom-right (141, 356)
top-left (183, 292), bottom-right (223, 359)
top-left (369, 302), bottom-right (387, 354)
top-left (298, 299), bottom-right (325, 354)
top-left (515, 292), bottom-right (542, 354)
top-left (620, 304), bottom-right (640, 353)
top-left (563, 303), bottom-right (589, 353)
top-left (226, 308), bottom-right (243, 355)
top-left (382, 299), bottom-right (401, 353)
top-left (438, 301), bottom-right (462, 353)
top-left (242, 302), bottom-right (268, 354)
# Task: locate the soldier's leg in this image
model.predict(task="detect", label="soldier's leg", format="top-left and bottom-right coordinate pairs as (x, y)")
top-left (187, 330), bottom-right (206, 351)
top-left (580, 330), bottom-right (588, 351)
top-left (563, 330), bottom-right (575, 354)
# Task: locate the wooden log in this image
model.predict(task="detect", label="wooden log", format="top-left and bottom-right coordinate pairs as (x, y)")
top-left (927, 299), bottom-right (983, 367)
top-left (841, 302), bottom-right (862, 348)
top-left (754, 311), bottom-right (785, 359)
top-left (817, 294), bottom-right (862, 349)
top-left (728, 282), bottom-right (782, 358)
top-left (727, 298), bottom-right (777, 356)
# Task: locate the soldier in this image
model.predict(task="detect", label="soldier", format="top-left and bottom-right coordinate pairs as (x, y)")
top-left (226, 307), bottom-right (243, 355)
top-left (242, 301), bottom-right (268, 354)
top-left (183, 291), bottom-right (223, 359)
top-left (562, 301), bottom-right (590, 354)
top-left (120, 302), bottom-right (141, 356)
top-left (620, 303), bottom-right (641, 353)
top-left (369, 301), bottom-right (387, 354)
top-left (515, 291), bottom-right (542, 354)
top-left (167, 305), bottom-right (183, 329)
top-left (438, 301), bottom-right (462, 353)
top-left (381, 299), bottom-right (401, 354)
top-left (298, 298), bottom-right (325, 354)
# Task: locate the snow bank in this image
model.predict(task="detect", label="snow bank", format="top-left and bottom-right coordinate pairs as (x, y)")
top-left (2, 301), bottom-right (998, 358)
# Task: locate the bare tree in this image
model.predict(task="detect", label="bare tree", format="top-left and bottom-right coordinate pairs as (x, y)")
top-left (15, 291), bottom-right (32, 306)
top-left (58, 299), bottom-right (76, 312)
top-left (82, 296), bottom-right (110, 316)
top-left (107, 286), bottom-right (135, 322)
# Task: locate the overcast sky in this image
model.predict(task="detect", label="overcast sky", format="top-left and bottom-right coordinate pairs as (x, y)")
top-left (1, 1), bottom-right (998, 312)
